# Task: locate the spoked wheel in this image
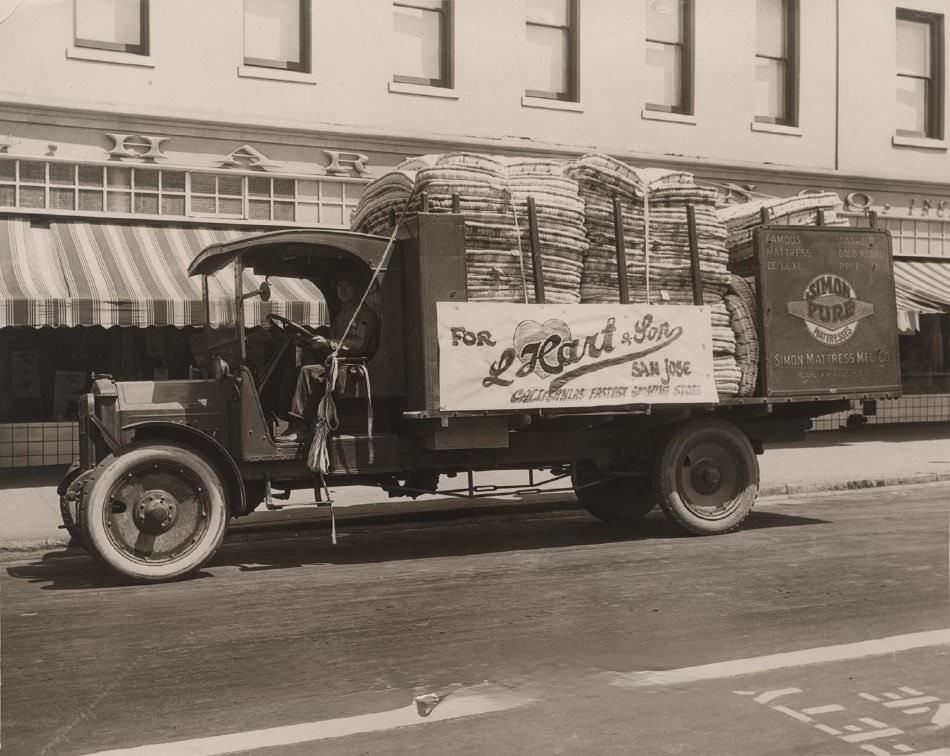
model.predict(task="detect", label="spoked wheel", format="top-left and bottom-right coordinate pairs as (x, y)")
top-left (81, 442), bottom-right (228, 582)
top-left (572, 460), bottom-right (656, 525)
top-left (654, 418), bottom-right (759, 535)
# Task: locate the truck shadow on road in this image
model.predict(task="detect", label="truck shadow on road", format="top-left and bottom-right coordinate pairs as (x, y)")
top-left (5, 508), bottom-right (829, 591)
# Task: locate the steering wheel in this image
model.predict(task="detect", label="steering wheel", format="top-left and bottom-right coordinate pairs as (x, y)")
top-left (266, 313), bottom-right (326, 350)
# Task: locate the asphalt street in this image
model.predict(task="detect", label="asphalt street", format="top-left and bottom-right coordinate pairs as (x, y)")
top-left (2, 482), bottom-right (950, 755)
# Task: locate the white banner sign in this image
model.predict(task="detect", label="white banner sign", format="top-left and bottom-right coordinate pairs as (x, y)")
top-left (437, 303), bottom-right (718, 411)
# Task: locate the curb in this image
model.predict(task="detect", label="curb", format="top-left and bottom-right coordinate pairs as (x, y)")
top-left (758, 472), bottom-right (950, 498)
top-left (2, 474), bottom-right (950, 557)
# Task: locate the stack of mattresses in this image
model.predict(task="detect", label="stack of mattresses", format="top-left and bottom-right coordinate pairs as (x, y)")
top-left (352, 153), bottom-right (589, 302)
top-left (349, 156), bottom-right (430, 236)
top-left (564, 155), bottom-right (730, 306)
top-left (503, 158), bottom-right (588, 303)
top-left (717, 192), bottom-right (846, 265)
top-left (410, 154), bottom-right (526, 302)
top-left (725, 275), bottom-right (760, 397)
top-left (711, 301), bottom-right (741, 398)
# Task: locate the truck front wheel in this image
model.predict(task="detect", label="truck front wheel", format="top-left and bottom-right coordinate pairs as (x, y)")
top-left (572, 461), bottom-right (656, 525)
top-left (654, 418), bottom-right (758, 535)
top-left (80, 441), bottom-right (228, 582)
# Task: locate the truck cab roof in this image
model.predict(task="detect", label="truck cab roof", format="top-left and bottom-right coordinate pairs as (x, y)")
top-left (188, 227), bottom-right (394, 279)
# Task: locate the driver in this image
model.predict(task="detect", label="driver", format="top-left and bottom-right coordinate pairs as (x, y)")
top-left (279, 273), bottom-right (380, 441)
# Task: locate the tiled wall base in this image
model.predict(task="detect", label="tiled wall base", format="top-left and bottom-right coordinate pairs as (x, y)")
top-left (811, 394), bottom-right (950, 431)
top-left (0, 400), bottom-right (945, 467)
top-left (0, 423), bottom-right (79, 468)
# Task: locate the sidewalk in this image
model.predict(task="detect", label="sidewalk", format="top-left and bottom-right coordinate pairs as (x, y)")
top-left (1, 423), bottom-right (948, 552)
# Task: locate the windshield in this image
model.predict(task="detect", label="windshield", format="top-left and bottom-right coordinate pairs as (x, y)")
top-left (199, 258), bottom-right (328, 374)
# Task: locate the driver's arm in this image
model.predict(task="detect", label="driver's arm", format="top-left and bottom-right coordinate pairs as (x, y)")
top-left (333, 309), bottom-right (379, 356)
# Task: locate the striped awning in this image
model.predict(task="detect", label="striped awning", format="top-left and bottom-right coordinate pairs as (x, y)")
top-left (893, 260), bottom-right (950, 315)
top-left (0, 219), bottom-right (71, 327)
top-left (0, 219), bottom-right (327, 328)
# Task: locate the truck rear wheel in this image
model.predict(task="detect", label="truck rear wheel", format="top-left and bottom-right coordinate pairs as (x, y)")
top-left (654, 418), bottom-right (758, 535)
top-left (572, 461), bottom-right (656, 525)
top-left (80, 441), bottom-right (228, 582)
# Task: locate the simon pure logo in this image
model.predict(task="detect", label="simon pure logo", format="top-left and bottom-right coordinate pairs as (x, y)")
top-left (787, 273), bottom-right (874, 346)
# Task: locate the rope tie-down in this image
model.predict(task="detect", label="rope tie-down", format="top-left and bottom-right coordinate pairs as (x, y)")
top-left (306, 184), bottom-right (418, 542)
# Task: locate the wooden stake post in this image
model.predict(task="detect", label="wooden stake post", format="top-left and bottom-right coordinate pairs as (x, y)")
top-left (686, 203), bottom-right (703, 306)
top-left (613, 197), bottom-right (630, 304)
top-left (527, 196), bottom-right (546, 304)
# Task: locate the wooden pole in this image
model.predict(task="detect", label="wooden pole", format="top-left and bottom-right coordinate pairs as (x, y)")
top-left (869, 211), bottom-right (879, 229)
top-left (613, 197), bottom-right (630, 304)
top-left (759, 207), bottom-right (770, 226)
top-left (527, 196), bottom-right (545, 304)
top-left (686, 204), bottom-right (703, 306)
top-left (421, 191), bottom-right (429, 213)
top-left (452, 193), bottom-right (461, 213)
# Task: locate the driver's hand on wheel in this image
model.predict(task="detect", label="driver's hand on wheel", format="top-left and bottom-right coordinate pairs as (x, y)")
top-left (307, 334), bottom-right (331, 353)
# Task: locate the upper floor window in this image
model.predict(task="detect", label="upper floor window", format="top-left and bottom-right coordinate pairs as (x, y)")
top-left (393, 1), bottom-right (453, 88)
top-left (244, 0), bottom-right (310, 72)
top-left (896, 8), bottom-right (944, 139)
top-left (525, 0), bottom-right (579, 102)
top-left (645, 0), bottom-right (693, 114)
top-left (755, 0), bottom-right (798, 125)
top-left (75, 0), bottom-right (149, 55)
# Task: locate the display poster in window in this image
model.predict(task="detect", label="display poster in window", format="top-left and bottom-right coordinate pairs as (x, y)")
top-left (437, 302), bottom-right (718, 411)
top-left (54, 371), bottom-right (88, 420)
top-left (11, 351), bottom-right (40, 399)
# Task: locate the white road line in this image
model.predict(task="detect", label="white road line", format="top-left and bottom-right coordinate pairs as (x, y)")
top-left (82, 688), bottom-right (534, 756)
top-left (608, 628), bottom-right (950, 688)
top-left (773, 705), bottom-right (813, 723)
top-left (841, 728), bottom-right (904, 743)
top-left (883, 695), bottom-right (940, 708)
top-left (754, 687), bottom-right (801, 703)
top-left (802, 704), bottom-right (845, 715)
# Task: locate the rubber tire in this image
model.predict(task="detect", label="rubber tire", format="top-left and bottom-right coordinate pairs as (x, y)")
top-left (81, 441), bottom-right (228, 582)
top-left (59, 493), bottom-right (85, 548)
top-left (654, 418), bottom-right (759, 536)
top-left (573, 461), bottom-right (657, 525)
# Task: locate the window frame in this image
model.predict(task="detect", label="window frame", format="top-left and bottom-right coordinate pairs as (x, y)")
top-left (392, 1), bottom-right (454, 89)
top-left (754, 0), bottom-right (799, 126)
top-left (74, 0), bottom-right (149, 56)
top-left (644, 0), bottom-right (694, 115)
top-left (0, 157), bottom-right (366, 228)
top-left (243, 0), bottom-right (311, 74)
top-left (896, 8), bottom-right (945, 140)
top-left (524, 0), bottom-right (580, 103)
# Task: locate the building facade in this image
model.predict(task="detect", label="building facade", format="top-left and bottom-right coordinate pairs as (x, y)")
top-left (1, 0), bottom-right (949, 467)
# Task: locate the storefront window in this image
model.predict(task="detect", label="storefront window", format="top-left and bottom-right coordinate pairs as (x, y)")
top-left (899, 313), bottom-right (950, 394)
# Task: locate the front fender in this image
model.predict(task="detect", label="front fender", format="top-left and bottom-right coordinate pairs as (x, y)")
top-left (121, 421), bottom-right (248, 517)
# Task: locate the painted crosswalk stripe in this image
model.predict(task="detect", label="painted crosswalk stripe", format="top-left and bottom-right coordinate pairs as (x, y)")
top-left (82, 688), bottom-right (534, 756)
top-left (608, 628), bottom-right (950, 688)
